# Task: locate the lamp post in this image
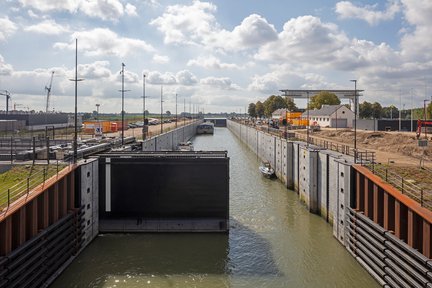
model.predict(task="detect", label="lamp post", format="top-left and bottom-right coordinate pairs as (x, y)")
top-left (306, 91), bottom-right (310, 147)
top-left (160, 86), bottom-right (164, 134)
top-left (96, 103), bottom-right (100, 136)
top-left (175, 93), bottom-right (178, 128)
top-left (350, 79), bottom-right (357, 163)
top-left (142, 74), bottom-right (147, 140)
top-left (424, 99), bottom-right (429, 139)
top-left (118, 63), bottom-right (130, 146)
top-left (69, 39), bottom-right (84, 163)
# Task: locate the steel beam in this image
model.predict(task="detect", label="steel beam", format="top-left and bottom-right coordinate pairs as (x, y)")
top-left (0, 217), bottom-right (12, 255)
top-left (422, 221), bottom-right (431, 258)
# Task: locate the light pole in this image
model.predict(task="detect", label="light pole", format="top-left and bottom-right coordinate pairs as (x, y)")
top-left (69, 39), bottom-right (84, 163)
top-left (142, 74), bottom-right (147, 140)
top-left (350, 79), bottom-right (357, 163)
top-left (306, 91), bottom-right (310, 147)
top-left (96, 103), bottom-right (100, 136)
top-left (175, 93), bottom-right (178, 128)
top-left (118, 63), bottom-right (130, 146)
top-left (424, 99), bottom-right (429, 139)
top-left (160, 86), bottom-right (164, 134)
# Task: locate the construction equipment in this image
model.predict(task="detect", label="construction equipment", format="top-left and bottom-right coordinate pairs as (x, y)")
top-left (45, 71), bottom-right (54, 113)
top-left (0, 90), bottom-right (11, 114)
top-left (416, 119), bottom-right (432, 139)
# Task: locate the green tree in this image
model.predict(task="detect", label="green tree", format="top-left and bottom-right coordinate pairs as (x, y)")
top-left (308, 91), bottom-right (340, 109)
top-left (382, 105), bottom-right (398, 119)
top-left (285, 97), bottom-right (298, 111)
top-left (371, 102), bottom-right (382, 119)
top-left (255, 101), bottom-right (264, 118)
top-left (263, 95), bottom-right (287, 117)
top-left (359, 101), bottom-right (373, 119)
top-left (248, 103), bottom-right (257, 118)
top-left (166, 110), bottom-right (171, 116)
top-left (427, 102), bottom-right (432, 119)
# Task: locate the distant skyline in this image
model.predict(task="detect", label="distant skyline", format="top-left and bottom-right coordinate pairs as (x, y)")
top-left (0, 0), bottom-right (431, 113)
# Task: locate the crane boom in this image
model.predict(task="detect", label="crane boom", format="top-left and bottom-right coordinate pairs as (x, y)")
top-left (0, 90), bottom-right (11, 114)
top-left (45, 71), bottom-right (54, 113)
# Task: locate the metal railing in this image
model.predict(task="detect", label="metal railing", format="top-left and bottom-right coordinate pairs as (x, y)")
top-left (0, 163), bottom-right (69, 211)
top-left (364, 163), bottom-right (432, 210)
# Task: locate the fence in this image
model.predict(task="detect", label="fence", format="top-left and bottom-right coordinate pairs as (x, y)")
top-left (0, 162), bottom-right (69, 211)
top-left (364, 163), bottom-right (431, 210)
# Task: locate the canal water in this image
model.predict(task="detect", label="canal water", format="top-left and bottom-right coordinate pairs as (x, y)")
top-left (52, 127), bottom-right (378, 288)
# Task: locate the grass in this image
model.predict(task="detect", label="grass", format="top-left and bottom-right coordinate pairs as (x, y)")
top-left (0, 164), bottom-right (67, 209)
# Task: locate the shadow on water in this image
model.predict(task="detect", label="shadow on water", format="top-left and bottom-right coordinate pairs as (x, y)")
top-left (227, 219), bottom-right (282, 277)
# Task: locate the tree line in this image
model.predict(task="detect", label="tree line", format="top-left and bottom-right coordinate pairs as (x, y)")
top-left (248, 91), bottom-right (432, 119)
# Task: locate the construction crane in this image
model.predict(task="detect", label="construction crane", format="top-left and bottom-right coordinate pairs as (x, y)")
top-left (0, 90), bottom-right (11, 114)
top-left (45, 71), bottom-right (54, 113)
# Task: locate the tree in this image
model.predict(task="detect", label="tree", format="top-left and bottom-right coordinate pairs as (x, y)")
top-left (359, 101), bottom-right (373, 119)
top-left (166, 110), bottom-right (171, 116)
top-left (427, 102), bottom-right (432, 119)
top-left (382, 105), bottom-right (398, 119)
top-left (248, 103), bottom-right (257, 118)
top-left (255, 101), bottom-right (264, 118)
top-left (308, 91), bottom-right (340, 109)
top-left (263, 95), bottom-right (287, 117)
top-left (371, 102), bottom-right (382, 119)
top-left (285, 97), bottom-right (298, 111)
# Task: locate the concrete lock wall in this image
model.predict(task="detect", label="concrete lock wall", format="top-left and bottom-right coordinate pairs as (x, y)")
top-left (79, 159), bottom-right (99, 247)
top-left (227, 120), bottom-right (354, 246)
top-left (142, 121), bottom-right (201, 151)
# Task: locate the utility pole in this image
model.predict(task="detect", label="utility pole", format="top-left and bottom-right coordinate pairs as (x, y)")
top-left (142, 74), bottom-right (147, 140)
top-left (175, 93), bottom-right (178, 128)
top-left (160, 86), bottom-right (164, 134)
top-left (351, 79), bottom-right (357, 163)
top-left (118, 63), bottom-right (130, 146)
top-left (69, 39), bottom-right (83, 163)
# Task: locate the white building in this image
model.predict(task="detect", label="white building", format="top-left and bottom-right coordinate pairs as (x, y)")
top-left (302, 105), bottom-right (354, 128)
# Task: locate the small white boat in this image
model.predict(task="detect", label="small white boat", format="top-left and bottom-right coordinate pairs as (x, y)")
top-left (259, 162), bottom-right (275, 178)
top-left (177, 141), bottom-right (193, 151)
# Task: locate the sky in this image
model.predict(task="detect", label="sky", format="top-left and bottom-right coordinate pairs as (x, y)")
top-left (0, 0), bottom-right (431, 114)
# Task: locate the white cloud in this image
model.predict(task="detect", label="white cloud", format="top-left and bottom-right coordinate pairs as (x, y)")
top-left (0, 17), bottom-right (18, 41)
top-left (176, 70), bottom-right (198, 85)
top-left (78, 61), bottom-right (112, 79)
top-left (187, 56), bottom-right (244, 70)
top-left (150, 1), bottom-right (277, 51)
top-left (230, 14), bottom-right (278, 47)
top-left (399, 0), bottom-right (432, 61)
top-left (152, 54), bottom-right (169, 64)
top-left (18, 0), bottom-right (79, 13)
top-left (255, 16), bottom-right (350, 64)
top-left (0, 55), bottom-right (13, 76)
top-left (79, 0), bottom-right (124, 21)
top-left (335, 1), bottom-right (401, 26)
top-left (200, 77), bottom-right (236, 90)
top-left (18, 0), bottom-right (136, 21)
top-left (24, 19), bottom-right (69, 35)
top-left (54, 28), bottom-right (155, 57)
top-left (125, 3), bottom-right (137, 16)
top-left (147, 71), bottom-right (177, 85)
top-left (248, 74), bottom-right (279, 93)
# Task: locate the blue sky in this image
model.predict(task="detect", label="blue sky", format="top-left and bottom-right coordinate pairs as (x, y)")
top-left (0, 0), bottom-right (431, 113)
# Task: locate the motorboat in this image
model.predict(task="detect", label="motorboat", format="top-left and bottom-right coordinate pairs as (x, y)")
top-left (177, 141), bottom-right (193, 151)
top-left (259, 162), bottom-right (275, 178)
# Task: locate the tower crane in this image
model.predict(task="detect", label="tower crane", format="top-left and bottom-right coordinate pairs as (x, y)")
top-left (0, 90), bottom-right (11, 114)
top-left (45, 71), bottom-right (54, 113)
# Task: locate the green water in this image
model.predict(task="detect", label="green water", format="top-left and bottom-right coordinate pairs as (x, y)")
top-left (51, 127), bottom-right (378, 288)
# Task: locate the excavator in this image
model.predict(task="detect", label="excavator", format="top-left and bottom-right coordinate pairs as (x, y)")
top-left (416, 119), bottom-right (432, 139)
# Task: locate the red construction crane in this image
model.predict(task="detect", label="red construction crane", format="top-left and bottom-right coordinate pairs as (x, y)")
top-left (45, 71), bottom-right (54, 113)
top-left (416, 119), bottom-right (432, 139)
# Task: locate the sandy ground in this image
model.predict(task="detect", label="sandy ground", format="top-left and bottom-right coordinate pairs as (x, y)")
top-left (296, 128), bottom-right (432, 168)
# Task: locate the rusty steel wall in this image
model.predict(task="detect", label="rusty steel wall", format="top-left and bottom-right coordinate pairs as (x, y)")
top-left (0, 165), bottom-right (86, 288)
